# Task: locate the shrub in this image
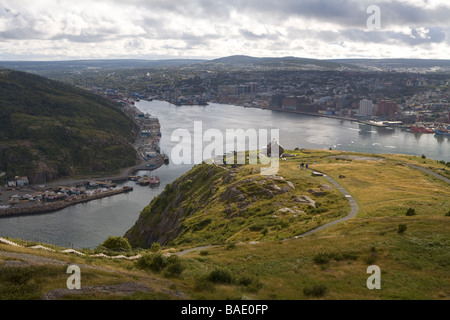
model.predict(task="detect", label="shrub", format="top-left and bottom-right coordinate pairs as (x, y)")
top-left (226, 243), bottom-right (237, 250)
top-left (406, 208), bottom-right (416, 216)
top-left (200, 250), bottom-right (209, 256)
top-left (303, 284), bottom-right (328, 297)
top-left (238, 276), bottom-right (263, 293)
top-left (313, 253), bottom-right (330, 265)
top-left (421, 154), bottom-right (426, 159)
top-left (100, 236), bottom-right (131, 251)
top-left (194, 277), bottom-right (216, 292)
top-left (164, 255), bottom-right (185, 278)
top-left (136, 253), bottom-right (167, 272)
top-left (207, 269), bottom-right (234, 284)
top-left (150, 242), bottom-right (161, 252)
top-left (445, 211), bottom-right (450, 217)
top-left (398, 224), bottom-right (407, 234)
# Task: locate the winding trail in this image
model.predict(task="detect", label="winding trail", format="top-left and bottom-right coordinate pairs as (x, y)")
top-left (408, 164), bottom-right (450, 185)
top-left (176, 169), bottom-right (360, 256)
top-left (295, 170), bottom-right (359, 238)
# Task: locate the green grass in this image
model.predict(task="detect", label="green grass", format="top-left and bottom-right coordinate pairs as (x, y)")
top-left (1, 149), bottom-right (449, 300)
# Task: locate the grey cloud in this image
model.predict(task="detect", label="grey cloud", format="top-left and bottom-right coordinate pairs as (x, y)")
top-left (222, 0), bottom-right (450, 29)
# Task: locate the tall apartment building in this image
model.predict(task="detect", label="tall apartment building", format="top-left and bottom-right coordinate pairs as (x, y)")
top-left (358, 99), bottom-right (374, 116)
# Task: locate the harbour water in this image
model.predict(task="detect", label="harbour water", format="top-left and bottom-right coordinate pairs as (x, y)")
top-left (1, 100), bottom-right (448, 248)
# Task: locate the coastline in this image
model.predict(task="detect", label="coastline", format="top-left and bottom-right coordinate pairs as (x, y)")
top-left (0, 186), bottom-right (133, 218)
top-left (0, 102), bottom-right (167, 217)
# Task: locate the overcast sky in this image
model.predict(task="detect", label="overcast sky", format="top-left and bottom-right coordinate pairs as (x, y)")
top-left (1, 0), bottom-right (450, 61)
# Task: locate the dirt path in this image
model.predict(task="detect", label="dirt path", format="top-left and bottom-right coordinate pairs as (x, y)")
top-left (295, 171), bottom-right (359, 238)
top-left (408, 164), bottom-right (450, 184)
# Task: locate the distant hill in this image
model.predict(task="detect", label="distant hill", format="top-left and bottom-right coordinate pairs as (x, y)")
top-left (207, 55), bottom-right (358, 70)
top-left (4, 56), bottom-right (450, 75)
top-left (0, 70), bottom-right (138, 183)
top-left (0, 59), bottom-right (206, 76)
top-left (328, 58), bottom-right (450, 71)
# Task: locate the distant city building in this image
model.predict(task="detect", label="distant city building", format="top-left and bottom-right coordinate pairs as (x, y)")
top-left (406, 78), bottom-right (427, 87)
top-left (377, 99), bottom-right (398, 118)
top-left (282, 96), bottom-right (298, 110)
top-left (219, 85), bottom-right (238, 96)
top-left (358, 99), bottom-right (374, 116)
top-left (219, 83), bottom-right (258, 96)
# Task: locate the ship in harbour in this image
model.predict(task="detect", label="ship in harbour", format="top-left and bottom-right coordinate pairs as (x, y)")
top-left (411, 123), bottom-right (435, 134)
top-left (434, 125), bottom-right (450, 136)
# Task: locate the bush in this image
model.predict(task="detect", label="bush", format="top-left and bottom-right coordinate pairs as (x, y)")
top-left (100, 236), bottom-right (131, 251)
top-left (238, 276), bottom-right (263, 293)
top-left (150, 242), bottom-right (161, 253)
top-left (421, 154), bottom-right (426, 159)
top-left (164, 255), bottom-right (185, 278)
top-left (194, 277), bottom-right (216, 292)
top-left (313, 253), bottom-right (330, 265)
top-left (199, 250), bottom-right (209, 256)
top-left (445, 211), bottom-right (450, 217)
top-left (406, 208), bottom-right (416, 216)
top-left (137, 253), bottom-right (167, 272)
top-left (207, 269), bottom-right (234, 284)
top-left (398, 224), bottom-right (407, 234)
top-left (303, 284), bottom-right (328, 297)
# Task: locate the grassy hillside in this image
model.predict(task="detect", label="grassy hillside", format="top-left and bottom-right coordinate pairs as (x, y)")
top-left (125, 158), bottom-right (349, 248)
top-left (125, 149), bottom-right (450, 248)
top-left (1, 149), bottom-right (449, 300)
top-left (0, 69), bottom-right (138, 182)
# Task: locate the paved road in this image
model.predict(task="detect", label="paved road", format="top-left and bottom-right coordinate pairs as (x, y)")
top-left (408, 165), bottom-right (450, 184)
top-left (294, 170), bottom-right (359, 238)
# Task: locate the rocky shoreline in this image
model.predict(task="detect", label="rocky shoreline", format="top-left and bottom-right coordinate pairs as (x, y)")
top-left (0, 186), bottom-right (133, 218)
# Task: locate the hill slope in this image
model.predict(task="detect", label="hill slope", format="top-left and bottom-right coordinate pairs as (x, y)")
top-left (125, 150), bottom-right (450, 250)
top-left (0, 69), bottom-right (138, 183)
top-left (1, 149), bottom-right (449, 300)
top-left (207, 55), bottom-right (358, 70)
top-left (125, 152), bottom-right (351, 248)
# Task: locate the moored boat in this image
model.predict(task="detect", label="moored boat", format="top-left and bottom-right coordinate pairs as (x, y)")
top-left (411, 123), bottom-right (435, 134)
top-left (434, 128), bottom-right (450, 136)
top-left (149, 176), bottom-right (161, 186)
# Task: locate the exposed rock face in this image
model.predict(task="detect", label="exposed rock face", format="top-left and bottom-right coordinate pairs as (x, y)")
top-left (294, 195), bottom-right (316, 207)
